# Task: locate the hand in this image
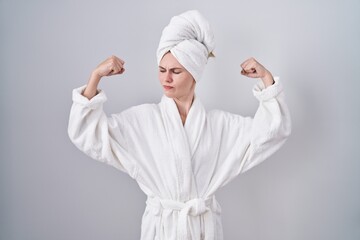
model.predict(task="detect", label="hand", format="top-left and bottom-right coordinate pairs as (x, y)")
top-left (240, 57), bottom-right (274, 87)
top-left (82, 55), bottom-right (125, 100)
top-left (92, 55), bottom-right (126, 78)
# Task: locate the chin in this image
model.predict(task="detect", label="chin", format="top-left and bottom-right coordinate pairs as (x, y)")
top-left (164, 92), bottom-right (175, 98)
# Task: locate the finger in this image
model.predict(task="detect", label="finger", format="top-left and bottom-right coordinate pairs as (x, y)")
top-left (242, 66), bottom-right (256, 75)
top-left (240, 57), bottom-right (256, 69)
top-left (109, 55), bottom-right (125, 68)
top-left (243, 62), bottom-right (258, 73)
top-left (240, 60), bottom-right (249, 69)
top-left (245, 72), bottom-right (260, 78)
top-left (115, 66), bottom-right (123, 74)
top-left (241, 61), bottom-right (254, 72)
top-left (109, 62), bottom-right (119, 72)
top-left (112, 56), bottom-right (125, 65)
top-left (244, 68), bottom-right (256, 73)
top-left (111, 65), bottom-right (126, 75)
top-left (241, 69), bottom-right (249, 76)
top-left (115, 59), bottom-right (125, 71)
top-left (114, 58), bottom-right (124, 67)
top-left (241, 71), bottom-right (259, 78)
top-left (240, 69), bottom-right (250, 75)
top-left (109, 66), bottom-right (120, 75)
top-left (111, 60), bottom-right (122, 72)
top-left (240, 58), bottom-right (252, 68)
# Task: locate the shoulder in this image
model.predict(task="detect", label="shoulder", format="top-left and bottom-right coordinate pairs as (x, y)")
top-left (118, 103), bottom-right (160, 120)
top-left (109, 103), bottom-right (162, 130)
top-left (128, 103), bottom-right (159, 113)
top-left (207, 109), bottom-right (251, 126)
top-left (207, 109), bottom-right (237, 121)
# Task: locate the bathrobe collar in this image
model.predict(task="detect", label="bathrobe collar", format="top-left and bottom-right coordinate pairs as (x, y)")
top-left (159, 94), bottom-right (206, 200)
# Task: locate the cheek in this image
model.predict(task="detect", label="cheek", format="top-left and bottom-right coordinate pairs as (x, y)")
top-left (183, 73), bottom-right (194, 87)
top-left (159, 72), bottom-right (168, 84)
top-left (177, 76), bottom-right (193, 91)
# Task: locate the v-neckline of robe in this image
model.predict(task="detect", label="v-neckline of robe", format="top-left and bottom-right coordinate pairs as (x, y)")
top-left (159, 94), bottom-right (206, 200)
top-left (160, 94), bottom-right (206, 156)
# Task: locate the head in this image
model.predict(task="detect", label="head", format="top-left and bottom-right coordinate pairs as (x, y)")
top-left (156, 10), bottom-right (215, 97)
top-left (159, 51), bottom-right (195, 99)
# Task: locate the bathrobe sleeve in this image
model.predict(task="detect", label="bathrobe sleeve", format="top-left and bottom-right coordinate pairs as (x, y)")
top-left (240, 76), bottom-right (291, 172)
top-left (67, 85), bottom-right (138, 178)
top-left (210, 77), bottom-right (291, 188)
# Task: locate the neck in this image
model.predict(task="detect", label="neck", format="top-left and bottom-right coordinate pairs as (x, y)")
top-left (173, 92), bottom-right (195, 125)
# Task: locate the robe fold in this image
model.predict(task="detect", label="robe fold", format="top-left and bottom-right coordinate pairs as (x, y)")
top-left (68, 77), bottom-right (291, 240)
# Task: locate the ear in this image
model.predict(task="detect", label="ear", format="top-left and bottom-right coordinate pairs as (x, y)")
top-left (192, 78), bottom-right (196, 87)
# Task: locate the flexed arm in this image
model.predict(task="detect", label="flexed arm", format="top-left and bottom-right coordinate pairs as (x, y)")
top-left (238, 57), bottom-right (291, 173)
top-left (208, 57), bottom-right (291, 189)
top-left (68, 56), bottom-right (138, 177)
top-left (83, 55), bottom-right (126, 99)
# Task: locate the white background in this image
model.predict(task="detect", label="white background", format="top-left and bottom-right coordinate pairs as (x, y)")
top-left (1, 0), bottom-right (359, 239)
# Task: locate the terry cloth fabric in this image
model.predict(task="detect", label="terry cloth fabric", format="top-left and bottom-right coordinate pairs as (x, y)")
top-left (68, 77), bottom-right (292, 239)
top-left (156, 10), bottom-right (215, 82)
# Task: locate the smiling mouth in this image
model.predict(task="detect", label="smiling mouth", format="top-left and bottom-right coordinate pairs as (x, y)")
top-left (163, 85), bottom-right (174, 90)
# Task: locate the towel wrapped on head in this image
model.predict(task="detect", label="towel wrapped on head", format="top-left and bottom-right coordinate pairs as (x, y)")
top-left (156, 10), bottom-right (215, 82)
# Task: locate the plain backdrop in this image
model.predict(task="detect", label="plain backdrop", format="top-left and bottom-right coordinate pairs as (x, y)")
top-left (1, 0), bottom-right (359, 239)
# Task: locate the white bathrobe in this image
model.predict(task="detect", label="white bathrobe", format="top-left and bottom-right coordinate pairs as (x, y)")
top-left (68, 77), bottom-right (291, 240)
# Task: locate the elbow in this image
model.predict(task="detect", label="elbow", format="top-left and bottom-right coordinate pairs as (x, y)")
top-left (67, 122), bottom-right (77, 144)
top-left (283, 116), bottom-right (292, 138)
top-left (276, 120), bottom-right (291, 142)
top-left (67, 122), bottom-right (104, 160)
top-left (67, 121), bottom-right (85, 149)
top-left (283, 122), bottom-right (292, 139)
top-left (267, 119), bottom-right (292, 145)
top-left (275, 121), bottom-right (291, 147)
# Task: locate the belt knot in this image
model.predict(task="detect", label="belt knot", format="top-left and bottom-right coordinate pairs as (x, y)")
top-left (146, 195), bottom-right (221, 240)
top-left (185, 198), bottom-right (207, 216)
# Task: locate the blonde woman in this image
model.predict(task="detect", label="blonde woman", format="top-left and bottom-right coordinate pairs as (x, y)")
top-left (68, 10), bottom-right (291, 240)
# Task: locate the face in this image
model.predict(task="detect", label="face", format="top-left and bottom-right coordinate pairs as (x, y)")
top-left (158, 52), bottom-right (195, 99)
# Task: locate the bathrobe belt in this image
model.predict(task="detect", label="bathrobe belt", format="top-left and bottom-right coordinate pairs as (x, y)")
top-left (146, 195), bottom-right (221, 240)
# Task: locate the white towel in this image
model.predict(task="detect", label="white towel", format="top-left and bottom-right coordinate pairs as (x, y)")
top-left (156, 10), bottom-right (215, 82)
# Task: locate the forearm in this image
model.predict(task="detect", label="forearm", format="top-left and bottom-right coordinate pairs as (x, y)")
top-left (82, 71), bottom-right (102, 100)
top-left (261, 70), bottom-right (275, 88)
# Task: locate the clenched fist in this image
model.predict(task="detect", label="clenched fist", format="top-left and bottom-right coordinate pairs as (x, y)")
top-left (83, 55), bottom-right (126, 100)
top-left (240, 57), bottom-right (274, 87)
top-left (93, 55), bottom-right (126, 78)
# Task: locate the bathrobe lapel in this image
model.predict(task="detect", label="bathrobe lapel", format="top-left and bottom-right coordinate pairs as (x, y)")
top-left (159, 95), bottom-right (206, 201)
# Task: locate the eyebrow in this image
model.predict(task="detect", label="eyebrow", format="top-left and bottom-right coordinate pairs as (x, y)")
top-left (159, 66), bottom-right (183, 70)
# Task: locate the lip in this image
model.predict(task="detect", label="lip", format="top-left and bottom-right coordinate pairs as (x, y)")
top-left (163, 85), bottom-right (174, 90)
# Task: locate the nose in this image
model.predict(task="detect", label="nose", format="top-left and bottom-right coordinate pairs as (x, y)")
top-left (164, 72), bottom-right (173, 83)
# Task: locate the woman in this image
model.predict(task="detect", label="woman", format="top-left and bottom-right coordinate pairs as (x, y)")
top-left (68, 10), bottom-right (291, 240)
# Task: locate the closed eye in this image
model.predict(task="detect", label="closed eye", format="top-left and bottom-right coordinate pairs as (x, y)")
top-left (159, 66), bottom-right (183, 74)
